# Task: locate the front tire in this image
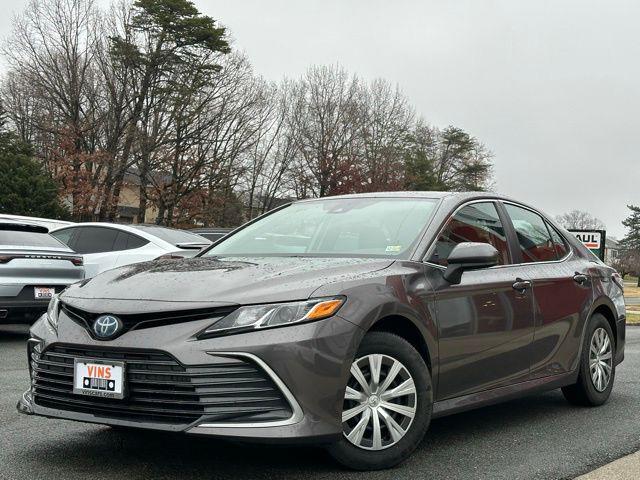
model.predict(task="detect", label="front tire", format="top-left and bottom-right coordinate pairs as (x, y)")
top-left (327, 332), bottom-right (432, 470)
top-left (562, 313), bottom-right (615, 406)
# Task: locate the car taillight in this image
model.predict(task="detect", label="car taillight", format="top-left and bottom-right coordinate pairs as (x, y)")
top-left (0, 253), bottom-right (84, 266)
top-left (612, 272), bottom-right (624, 292)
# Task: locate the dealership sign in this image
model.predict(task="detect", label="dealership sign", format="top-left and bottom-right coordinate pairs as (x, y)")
top-left (568, 229), bottom-right (606, 261)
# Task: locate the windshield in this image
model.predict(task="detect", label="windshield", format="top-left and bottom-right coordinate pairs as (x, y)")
top-left (131, 225), bottom-right (211, 246)
top-left (204, 197), bottom-right (438, 258)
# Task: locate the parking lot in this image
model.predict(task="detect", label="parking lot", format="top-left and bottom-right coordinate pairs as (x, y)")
top-left (0, 325), bottom-right (637, 480)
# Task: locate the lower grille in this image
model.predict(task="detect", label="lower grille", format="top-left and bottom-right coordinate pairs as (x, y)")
top-left (31, 344), bottom-right (293, 426)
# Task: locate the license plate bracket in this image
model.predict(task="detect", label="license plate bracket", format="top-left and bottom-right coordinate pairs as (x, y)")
top-left (73, 358), bottom-right (126, 400)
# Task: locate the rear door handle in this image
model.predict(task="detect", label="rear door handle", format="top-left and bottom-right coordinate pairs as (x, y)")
top-left (573, 273), bottom-right (589, 285)
top-left (512, 279), bottom-right (532, 292)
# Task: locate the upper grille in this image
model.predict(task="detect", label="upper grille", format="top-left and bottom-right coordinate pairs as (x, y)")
top-left (61, 304), bottom-right (236, 335)
top-left (30, 343), bottom-right (293, 426)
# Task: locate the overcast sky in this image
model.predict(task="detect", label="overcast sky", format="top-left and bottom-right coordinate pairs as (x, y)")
top-left (2, 0), bottom-right (638, 237)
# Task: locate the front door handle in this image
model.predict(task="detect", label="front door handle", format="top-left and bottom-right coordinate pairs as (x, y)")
top-left (573, 273), bottom-right (589, 285)
top-left (512, 279), bottom-right (532, 292)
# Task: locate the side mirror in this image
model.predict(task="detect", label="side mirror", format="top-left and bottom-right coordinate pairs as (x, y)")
top-left (443, 242), bottom-right (499, 284)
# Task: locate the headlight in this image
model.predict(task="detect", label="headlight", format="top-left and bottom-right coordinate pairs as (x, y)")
top-left (200, 297), bottom-right (345, 337)
top-left (46, 295), bottom-right (60, 332)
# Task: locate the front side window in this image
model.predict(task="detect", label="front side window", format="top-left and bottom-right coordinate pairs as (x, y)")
top-left (504, 204), bottom-right (557, 263)
top-left (73, 227), bottom-right (119, 254)
top-left (428, 202), bottom-right (509, 266)
top-left (204, 197), bottom-right (438, 258)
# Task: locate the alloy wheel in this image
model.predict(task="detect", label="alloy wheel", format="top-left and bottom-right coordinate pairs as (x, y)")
top-left (589, 327), bottom-right (613, 392)
top-left (342, 354), bottom-right (417, 450)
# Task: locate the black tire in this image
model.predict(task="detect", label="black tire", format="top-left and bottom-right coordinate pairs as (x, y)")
top-left (562, 313), bottom-right (616, 406)
top-left (326, 332), bottom-right (432, 470)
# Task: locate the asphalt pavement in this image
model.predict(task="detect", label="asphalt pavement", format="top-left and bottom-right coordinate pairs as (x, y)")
top-left (1, 324), bottom-right (640, 480)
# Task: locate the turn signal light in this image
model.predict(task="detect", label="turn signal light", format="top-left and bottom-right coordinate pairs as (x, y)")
top-left (305, 299), bottom-right (345, 320)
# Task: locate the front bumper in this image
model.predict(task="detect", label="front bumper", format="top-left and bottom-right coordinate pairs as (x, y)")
top-left (18, 310), bottom-right (364, 444)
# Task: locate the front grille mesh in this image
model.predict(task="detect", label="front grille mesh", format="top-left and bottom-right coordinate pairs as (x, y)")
top-left (31, 344), bottom-right (293, 426)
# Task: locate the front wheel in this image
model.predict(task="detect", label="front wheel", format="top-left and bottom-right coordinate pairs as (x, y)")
top-left (562, 313), bottom-right (616, 406)
top-left (327, 332), bottom-right (432, 470)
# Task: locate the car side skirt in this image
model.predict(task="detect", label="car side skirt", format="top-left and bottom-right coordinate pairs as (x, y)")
top-left (432, 370), bottom-right (579, 419)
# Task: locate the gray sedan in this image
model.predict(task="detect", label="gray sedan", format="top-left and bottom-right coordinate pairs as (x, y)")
top-left (17, 192), bottom-right (625, 470)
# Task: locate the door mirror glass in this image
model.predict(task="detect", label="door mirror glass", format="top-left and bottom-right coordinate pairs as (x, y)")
top-left (443, 242), bottom-right (500, 284)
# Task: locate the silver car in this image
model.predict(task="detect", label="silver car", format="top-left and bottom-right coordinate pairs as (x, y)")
top-left (0, 220), bottom-right (84, 323)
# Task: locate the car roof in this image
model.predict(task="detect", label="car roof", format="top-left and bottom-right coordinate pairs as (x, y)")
top-left (49, 222), bottom-right (213, 249)
top-left (292, 191), bottom-right (523, 205)
top-left (0, 214), bottom-right (73, 227)
top-left (51, 222), bottom-right (140, 232)
top-left (50, 222), bottom-right (173, 246)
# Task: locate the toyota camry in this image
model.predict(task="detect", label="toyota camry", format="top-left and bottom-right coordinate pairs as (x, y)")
top-left (18, 192), bottom-right (626, 470)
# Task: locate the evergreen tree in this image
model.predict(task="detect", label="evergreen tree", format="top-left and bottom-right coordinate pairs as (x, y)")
top-left (620, 205), bottom-right (640, 286)
top-left (0, 133), bottom-right (68, 219)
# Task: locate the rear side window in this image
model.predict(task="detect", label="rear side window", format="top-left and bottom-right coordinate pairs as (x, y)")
top-left (429, 202), bottom-right (510, 266)
top-left (0, 231), bottom-right (66, 248)
top-left (73, 227), bottom-right (119, 254)
top-left (504, 204), bottom-right (557, 263)
top-left (113, 231), bottom-right (149, 251)
top-left (548, 225), bottom-right (569, 259)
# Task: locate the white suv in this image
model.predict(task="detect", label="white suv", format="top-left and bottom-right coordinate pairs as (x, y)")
top-left (50, 223), bottom-right (211, 278)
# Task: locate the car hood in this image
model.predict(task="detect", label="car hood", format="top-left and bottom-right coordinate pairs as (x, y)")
top-left (62, 256), bottom-right (393, 307)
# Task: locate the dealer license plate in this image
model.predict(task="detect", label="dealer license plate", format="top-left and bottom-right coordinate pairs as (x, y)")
top-left (73, 359), bottom-right (125, 399)
top-left (34, 287), bottom-right (55, 299)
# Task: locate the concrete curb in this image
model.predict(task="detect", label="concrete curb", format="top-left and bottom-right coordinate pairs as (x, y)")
top-left (576, 451), bottom-right (640, 479)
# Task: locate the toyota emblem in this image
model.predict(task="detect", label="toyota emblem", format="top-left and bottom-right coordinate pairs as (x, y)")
top-left (92, 315), bottom-right (123, 339)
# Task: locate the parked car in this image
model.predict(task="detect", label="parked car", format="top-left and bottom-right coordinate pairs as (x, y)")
top-left (18, 192), bottom-right (625, 470)
top-left (190, 227), bottom-right (233, 243)
top-left (0, 220), bottom-right (84, 324)
top-left (49, 223), bottom-right (211, 277)
top-left (0, 214), bottom-right (73, 232)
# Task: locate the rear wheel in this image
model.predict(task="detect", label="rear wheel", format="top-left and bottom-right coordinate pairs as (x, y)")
top-left (327, 332), bottom-right (432, 470)
top-left (562, 313), bottom-right (615, 406)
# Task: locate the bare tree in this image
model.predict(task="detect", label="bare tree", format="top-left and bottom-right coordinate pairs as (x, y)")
top-left (556, 210), bottom-right (606, 230)
top-left (3, 0), bottom-right (101, 217)
top-left (288, 65), bottom-right (363, 197)
top-left (358, 78), bottom-right (414, 192)
top-left (195, 53), bottom-right (269, 226)
top-left (1, 0), bottom-right (497, 227)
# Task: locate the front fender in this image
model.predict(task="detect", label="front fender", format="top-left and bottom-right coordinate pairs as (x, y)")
top-left (312, 261), bottom-right (438, 391)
